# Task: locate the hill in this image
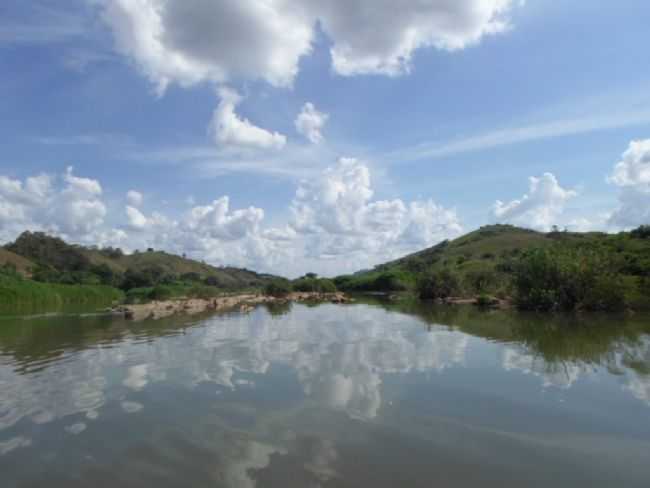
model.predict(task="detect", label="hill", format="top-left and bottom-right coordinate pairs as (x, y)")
top-left (0, 248), bottom-right (34, 276)
top-left (3, 231), bottom-right (278, 290)
top-left (334, 224), bottom-right (650, 309)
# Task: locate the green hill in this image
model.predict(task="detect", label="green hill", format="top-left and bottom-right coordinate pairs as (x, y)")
top-left (334, 224), bottom-right (650, 310)
top-left (3, 231), bottom-right (278, 290)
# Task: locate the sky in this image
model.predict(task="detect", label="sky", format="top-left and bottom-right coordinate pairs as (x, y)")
top-left (1, 0), bottom-right (650, 277)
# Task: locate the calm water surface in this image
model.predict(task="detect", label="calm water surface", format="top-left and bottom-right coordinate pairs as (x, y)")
top-left (1, 299), bottom-right (650, 487)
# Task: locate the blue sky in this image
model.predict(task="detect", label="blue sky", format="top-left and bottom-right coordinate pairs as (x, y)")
top-left (1, 0), bottom-right (650, 276)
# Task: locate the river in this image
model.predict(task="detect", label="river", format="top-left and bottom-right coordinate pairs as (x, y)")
top-left (1, 299), bottom-right (649, 487)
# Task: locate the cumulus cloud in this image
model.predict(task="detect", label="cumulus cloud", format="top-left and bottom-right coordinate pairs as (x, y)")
top-left (315, 0), bottom-right (516, 76)
top-left (101, 0), bottom-right (314, 93)
top-left (0, 167), bottom-right (108, 242)
top-left (1, 161), bottom-right (461, 276)
top-left (185, 196), bottom-right (264, 240)
top-left (608, 139), bottom-right (650, 228)
top-left (126, 205), bottom-right (148, 230)
top-left (126, 190), bottom-right (143, 207)
top-left (211, 87), bottom-right (286, 150)
top-left (492, 173), bottom-right (577, 231)
top-left (290, 158), bottom-right (462, 265)
top-left (101, 0), bottom-right (517, 90)
top-left (295, 102), bottom-right (328, 144)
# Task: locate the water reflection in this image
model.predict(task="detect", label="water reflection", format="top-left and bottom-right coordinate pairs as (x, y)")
top-left (0, 302), bottom-right (649, 487)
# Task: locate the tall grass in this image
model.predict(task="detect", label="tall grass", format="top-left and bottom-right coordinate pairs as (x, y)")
top-left (0, 275), bottom-right (124, 310)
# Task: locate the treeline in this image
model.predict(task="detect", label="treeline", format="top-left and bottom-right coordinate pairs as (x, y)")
top-left (334, 225), bottom-right (650, 312)
top-left (263, 273), bottom-right (337, 297)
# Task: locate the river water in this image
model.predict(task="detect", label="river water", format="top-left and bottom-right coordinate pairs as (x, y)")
top-left (1, 299), bottom-right (650, 487)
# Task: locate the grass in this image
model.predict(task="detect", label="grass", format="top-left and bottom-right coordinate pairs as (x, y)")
top-left (0, 274), bottom-right (124, 310)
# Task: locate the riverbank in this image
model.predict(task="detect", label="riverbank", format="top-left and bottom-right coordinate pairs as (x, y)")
top-left (110, 291), bottom-right (352, 321)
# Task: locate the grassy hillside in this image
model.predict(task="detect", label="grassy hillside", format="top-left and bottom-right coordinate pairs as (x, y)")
top-left (83, 249), bottom-right (275, 288)
top-left (0, 248), bottom-right (34, 276)
top-left (335, 224), bottom-right (650, 310)
top-left (4, 231), bottom-right (277, 290)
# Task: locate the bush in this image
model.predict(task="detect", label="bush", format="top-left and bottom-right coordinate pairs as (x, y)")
top-left (204, 276), bottom-right (222, 287)
top-left (464, 270), bottom-right (498, 294)
top-left (264, 280), bottom-right (292, 297)
top-left (149, 285), bottom-right (174, 301)
top-left (292, 277), bottom-right (337, 293)
top-left (631, 225), bottom-right (650, 239)
top-left (417, 269), bottom-right (461, 300)
top-left (513, 247), bottom-right (626, 312)
top-left (333, 271), bottom-right (409, 292)
top-left (187, 285), bottom-right (220, 299)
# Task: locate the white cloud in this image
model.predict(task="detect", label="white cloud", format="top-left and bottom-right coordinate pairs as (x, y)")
top-left (492, 173), bottom-right (577, 231)
top-left (126, 190), bottom-right (144, 207)
top-left (313, 0), bottom-right (515, 76)
top-left (101, 0), bottom-right (314, 93)
top-left (0, 168), bottom-right (108, 243)
top-left (290, 158), bottom-right (462, 267)
top-left (211, 87), bottom-right (286, 150)
top-left (101, 0), bottom-right (517, 92)
top-left (1, 161), bottom-right (460, 276)
top-left (295, 102), bottom-right (328, 144)
top-left (608, 139), bottom-right (650, 228)
top-left (184, 196), bottom-right (264, 240)
top-left (126, 205), bottom-right (148, 230)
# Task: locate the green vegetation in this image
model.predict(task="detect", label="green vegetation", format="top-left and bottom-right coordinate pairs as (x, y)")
top-left (292, 273), bottom-right (337, 293)
top-left (264, 280), bottom-right (293, 298)
top-left (334, 270), bottom-right (412, 292)
top-left (417, 269), bottom-right (461, 300)
top-left (1, 231), bottom-right (281, 310)
top-left (0, 273), bottom-right (124, 310)
top-left (335, 224), bottom-right (650, 311)
top-left (513, 247), bottom-right (626, 312)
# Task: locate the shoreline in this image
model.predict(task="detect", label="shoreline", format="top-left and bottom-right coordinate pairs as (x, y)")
top-left (110, 291), bottom-right (352, 321)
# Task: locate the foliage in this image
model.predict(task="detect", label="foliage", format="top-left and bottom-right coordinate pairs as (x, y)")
top-left (7, 232), bottom-right (90, 271)
top-left (187, 285), bottom-right (220, 299)
top-left (631, 225), bottom-right (650, 239)
top-left (475, 294), bottom-right (496, 308)
top-left (513, 247), bottom-right (626, 312)
top-left (292, 276), bottom-right (337, 293)
top-left (335, 271), bottom-right (410, 292)
top-left (0, 274), bottom-right (124, 309)
top-left (264, 280), bottom-right (292, 298)
top-left (417, 269), bottom-right (461, 300)
top-left (464, 269), bottom-right (499, 294)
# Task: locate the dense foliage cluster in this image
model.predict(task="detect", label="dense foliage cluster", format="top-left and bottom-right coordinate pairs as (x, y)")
top-left (513, 247), bottom-right (626, 311)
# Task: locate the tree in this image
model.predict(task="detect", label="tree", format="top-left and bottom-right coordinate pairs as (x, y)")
top-left (417, 269), bottom-right (461, 300)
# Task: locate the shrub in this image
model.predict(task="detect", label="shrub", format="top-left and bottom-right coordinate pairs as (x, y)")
top-left (264, 280), bottom-right (292, 298)
top-left (292, 277), bottom-right (338, 293)
top-left (464, 270), bottom-right (498, 294)
top-left (476, 294), bottom-right (495, 308)
top-left (417, 269), bottom-right (461, 300)
top-left (513, 247), bottom-right (626, 312)
top-left (204, 276), bottom-right (222, 287)
top-left (148, 285), bottom-right (174, 301)
top-left (372, 272), bottom-right (409, 292)
top-left (631, 225), bottom-right (650, 239)
top-left (187, 285), bottom-right (219, 299)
